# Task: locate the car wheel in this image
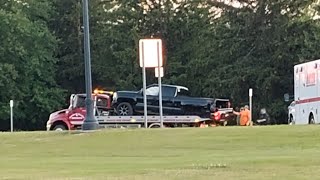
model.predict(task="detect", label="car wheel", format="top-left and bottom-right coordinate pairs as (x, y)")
top-left (53, 124), bottom-right (67, 131)
top-left (116, 102), bottom-right (133, 116)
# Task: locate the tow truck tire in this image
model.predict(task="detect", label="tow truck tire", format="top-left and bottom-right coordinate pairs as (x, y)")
top-left (309, 114), bottom-right (315, 124)
top-left (289, 115), bottom-right (294, 125)
top-left (116, 102), bottom-right (133, 116)
top-left (53, 125), bottom-right (67, 131)
top-left (149, 123), bottom-right (161, 128)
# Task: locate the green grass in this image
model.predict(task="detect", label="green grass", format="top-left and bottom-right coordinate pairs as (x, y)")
top-left (1, 125), bottom-right (320, 180)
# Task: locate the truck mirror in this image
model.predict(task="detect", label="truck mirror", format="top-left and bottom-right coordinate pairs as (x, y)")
top-left (69, 94), bottom-right (76, 109)
top-left (284, 93), bottom-right (290, 102)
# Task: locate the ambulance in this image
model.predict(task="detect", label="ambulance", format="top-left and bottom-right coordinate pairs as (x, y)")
top-left (292, 59), bottom-right (320, 124)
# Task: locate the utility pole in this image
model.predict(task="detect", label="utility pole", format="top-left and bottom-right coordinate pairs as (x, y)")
top-left (82, 0), bottom-right (99, 130)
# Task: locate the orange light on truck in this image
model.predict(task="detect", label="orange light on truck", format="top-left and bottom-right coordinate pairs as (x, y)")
top-left (94, 89), bottom-right (99, 94)
top-left (93, 89), bottom-right (113, 95)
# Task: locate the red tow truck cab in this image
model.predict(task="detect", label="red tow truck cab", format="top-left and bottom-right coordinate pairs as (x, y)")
top-left (46, 91), bottom-right (113, 131)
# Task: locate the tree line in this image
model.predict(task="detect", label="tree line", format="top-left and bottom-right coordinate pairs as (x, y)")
top-left (1, 0), bottom-right (320, 130)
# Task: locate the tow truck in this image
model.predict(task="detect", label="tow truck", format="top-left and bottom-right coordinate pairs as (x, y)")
top-left (46, 90), bottom-right (213, 131)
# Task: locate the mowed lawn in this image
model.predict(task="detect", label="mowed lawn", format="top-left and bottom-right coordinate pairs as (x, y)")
top-left (1, 125), bottom-right (320, 180)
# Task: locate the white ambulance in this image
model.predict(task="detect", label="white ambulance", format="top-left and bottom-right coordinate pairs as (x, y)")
top-left (292, 59), bottom-right (320, 124)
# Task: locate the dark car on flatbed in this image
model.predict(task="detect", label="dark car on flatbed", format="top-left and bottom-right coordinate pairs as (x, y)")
top-left (111, 84), bottom-right (232, 120)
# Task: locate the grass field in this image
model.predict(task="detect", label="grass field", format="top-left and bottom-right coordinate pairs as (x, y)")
top-left (1, 125), bottom-right (320, 180)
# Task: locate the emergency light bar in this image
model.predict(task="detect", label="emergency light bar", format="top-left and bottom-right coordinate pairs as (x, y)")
top-left (93, 89), bottom-right (113, 95)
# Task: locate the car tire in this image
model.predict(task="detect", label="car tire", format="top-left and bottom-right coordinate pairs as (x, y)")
top-left (116, 102), bottom-right (133, 116)
top-left (53, 124), bottom-right (67, 131)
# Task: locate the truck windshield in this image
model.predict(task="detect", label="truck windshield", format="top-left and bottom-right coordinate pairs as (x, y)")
top-left (75, 95), bottom-right (86, 108)
top-left (215, 100), bottom-right (230, 109)
top-left (73, 95), bottom-right (108, 109)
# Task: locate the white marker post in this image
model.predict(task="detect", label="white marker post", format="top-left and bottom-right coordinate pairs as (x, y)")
top-left (139, 39), bottom-right (163, 128)
top-left (10, 100), bottom-right (13, 132)
top-left (249, 88), bottom-right (253, 126)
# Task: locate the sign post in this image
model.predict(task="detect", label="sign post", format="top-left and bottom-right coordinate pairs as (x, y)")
top-left (139, 39), bottom-right (163, 128)
top-left (10, 100), bottom-right (13, 132)
top-left (141, 42), bottom-right (148, 128)
top-left (249, 88), bottom-right (253, 126)
top-left (156, 70), bottom-right (164, 128)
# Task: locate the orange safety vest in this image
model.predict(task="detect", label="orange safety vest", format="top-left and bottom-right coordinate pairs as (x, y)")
top-left (240, 110), bottom-right (250, 126)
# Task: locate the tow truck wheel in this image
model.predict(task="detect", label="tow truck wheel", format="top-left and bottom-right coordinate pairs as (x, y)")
top-left (53, 125), bottom-right (67, 131)
top-left (116, 102), bottom-right (133, 116)
top-left (289, 115), bottom-right (294, 125)
top-left (309, 114), bottom-right (315, 124)
top-left (149, 123), bottom-right (161, 128)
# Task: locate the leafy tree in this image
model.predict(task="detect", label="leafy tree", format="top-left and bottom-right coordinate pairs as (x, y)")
top-left (45, 0), bottom-right (320, 126)
top-left (49, 0), bottom-right (85, 93)
top-left (0, 0), bottom-right (65, 130)
top-left (202, 0), bottom-right (320, 122)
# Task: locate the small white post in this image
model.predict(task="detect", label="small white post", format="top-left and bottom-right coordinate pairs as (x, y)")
top-left (249, 88), bottom-right (253, 126)
top-left (10, 100), bottom-right (13, 132)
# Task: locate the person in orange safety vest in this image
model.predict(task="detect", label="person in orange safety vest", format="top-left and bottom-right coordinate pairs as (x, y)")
top-left (233, 105), bottom-right (251, 126)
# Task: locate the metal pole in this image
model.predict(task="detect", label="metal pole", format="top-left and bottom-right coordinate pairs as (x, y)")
top-left (142, 42), bottom-right (148, 128)
top-left (82, 0), bottom-right (98, 130)
top-left (157, 42), bottom-right (163, 128)
top-left (249, 88), bottom-right (253, 126)
top-left (10, 107), bottom-right (13, 132)
top-left (249, 96), bottom-right (252, 126)
top-left (10, 100), bottom-right (13, 132)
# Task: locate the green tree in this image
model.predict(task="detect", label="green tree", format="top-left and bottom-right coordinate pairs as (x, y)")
top-left (203, 0), bottom-right (320, 122)
top-left (0, 0), bottom-right (65, 130)
top-left (49, 0), bottom-right (84, 93)
top-left (49, 0), bottom-right (320, 124)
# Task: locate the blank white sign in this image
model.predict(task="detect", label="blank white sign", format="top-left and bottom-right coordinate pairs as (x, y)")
top-left (139, 39), bottom-right (163, 68)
